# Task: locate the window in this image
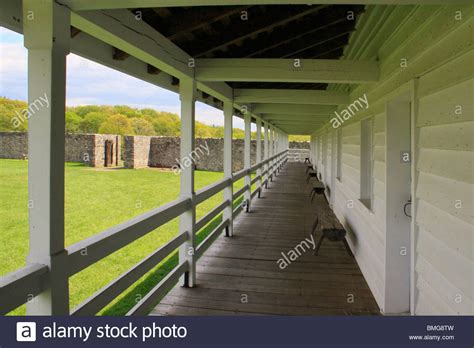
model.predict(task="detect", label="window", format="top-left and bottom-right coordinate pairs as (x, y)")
top-left (336, 128), bottom-right (342, 180)
top-left (360, 118), bottom-right (374, 210)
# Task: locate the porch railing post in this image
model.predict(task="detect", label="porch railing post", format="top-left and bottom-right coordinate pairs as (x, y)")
top-left (179, 77), bottom-right (196, 287)
top-left (263, 122), bottom-right (269, 188)
top-left (276, 131), bottom-right (281, 171)
top-left (269, 126), bottom-right (274, 181)
top-left (256, 117), bottom-right (262, 197)
top-left (223, 100), bottom-right (233, 236)
top-left (244, 111), bottom-right (251, 212)
top-left (24, 0), bottom-right (70, 315)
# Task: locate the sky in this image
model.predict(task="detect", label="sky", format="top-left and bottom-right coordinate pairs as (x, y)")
top-left (0, 27), bottom-right (247, 130)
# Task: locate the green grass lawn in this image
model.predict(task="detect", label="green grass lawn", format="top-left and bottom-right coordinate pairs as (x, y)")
top-left (0, 159), bottom-right (248, 315)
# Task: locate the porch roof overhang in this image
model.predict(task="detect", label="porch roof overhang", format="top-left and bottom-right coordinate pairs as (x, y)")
top-left (58, 0), bottom-right (466, 11)
top-left (8, 1), bottom-right (466, 134)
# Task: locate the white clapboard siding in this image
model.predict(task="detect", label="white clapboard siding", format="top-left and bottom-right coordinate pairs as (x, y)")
top-left (415, 52), bottom-right (474, 315)
top-left (416, 255), bottom-right (473, 315)
top-left (417, 228), bottom-right (473, 304)
top-left (335, 181), bottom-right (385, 305)
top-left (313, 6), bottom-right (473, 313)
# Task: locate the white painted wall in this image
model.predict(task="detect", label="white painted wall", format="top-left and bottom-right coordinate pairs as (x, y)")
top-left (311, 5), bottom-right (473, 314)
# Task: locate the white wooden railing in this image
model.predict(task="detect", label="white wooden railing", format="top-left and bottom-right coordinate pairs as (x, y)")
top-left (0, 150), bottom-right (288, 316)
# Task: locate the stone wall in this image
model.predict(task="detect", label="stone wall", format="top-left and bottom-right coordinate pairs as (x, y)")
top-left (124, 135), bottom-right (151, 169)
top-left (289, 141), bottom-right (310, 149)
top-left (65, 134), bottom-right (95, 163)
top-left (92, 134), bottom-right (121, 167)
top-left (0, 132), bottom-right (28, 159)
top-left (0, 132), bottom-right (121, 167)
top-left (124, 136), bottom-right (300, 172)
top-left (0, 132), bottom-right (308, 171)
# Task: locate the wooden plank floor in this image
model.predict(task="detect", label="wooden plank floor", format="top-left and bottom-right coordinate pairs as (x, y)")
top-left (152, 162), bottom-right (379, 316)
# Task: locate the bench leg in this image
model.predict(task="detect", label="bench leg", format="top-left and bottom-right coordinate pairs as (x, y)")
top-left (314, 235), bottom-right (325, 255)
top-left (311, 190), bottom-right (316, 203)
top-left (225, 225), bottom-right (230, 237)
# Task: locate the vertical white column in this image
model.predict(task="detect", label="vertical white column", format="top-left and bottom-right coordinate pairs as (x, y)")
top-left (275, 131), bottom-right (280, 172)
top-left (223, 101), bottom-right (233, 236)
top-left (269, 126), bottom-right (274, 180)
top-left (24, 0), bottom-right (70, 315)
top-left (263, 122), bottom-right (269, 188)
top-left (179, 78), bottom-right (196, 287)
top-left (244, 112), bottom-right (251, 212)
top-left (256, 117), bottom-right (262, 197)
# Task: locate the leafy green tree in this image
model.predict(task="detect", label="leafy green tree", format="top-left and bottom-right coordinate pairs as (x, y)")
top-left (79, 112), bottom-right (107, 133)
top-left (112, 105), bottom-right (140, 118)
top-left (65, 111), bottom-right (82, 133)
top-left (0, 97), bottom-right (28, 131)
top-left (131, 117), bottom-right (155, 135)
top-left (71, 105), bottom-right (103, 118)
top-left (99, 114), bottom-right (133, 135)
top-left (289, 135), bottom-right (310, 142)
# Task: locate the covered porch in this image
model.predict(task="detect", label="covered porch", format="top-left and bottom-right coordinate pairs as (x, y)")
top-left (153, 161), bottom-right (379, 315)
top-left (0, 0), bottom-right (472, 317)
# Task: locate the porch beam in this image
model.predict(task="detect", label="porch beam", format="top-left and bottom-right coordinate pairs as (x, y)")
top-left (223, 100), bottom-right (233, 237)
top-left (263, 114), bottom-right (330, 121)
top-left (234, 89), bottom-right (349, 105)
top-left (70, 9), bottom-right (233, 102)
top-left (195, 59), bottom-right (379, 84)
top-left (58, 0), bottom-right (470, 11)
top-left (178, 78), bottom-right (197, 288)
top-left (23, 0), bottom-right (70, 315)
top-left (252, 103), bottom-right (336, 115)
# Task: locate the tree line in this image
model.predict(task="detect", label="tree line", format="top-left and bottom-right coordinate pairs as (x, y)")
top-left (0, 97), bottom-right (309, 141)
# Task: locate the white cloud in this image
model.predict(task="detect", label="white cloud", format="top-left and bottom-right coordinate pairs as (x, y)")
top-left (0, 27), bottom-right (244, 129)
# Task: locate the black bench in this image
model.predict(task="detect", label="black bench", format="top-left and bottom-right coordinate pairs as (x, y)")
top-left (309, 182), bottom-right (325, 202)
top-left (306, 170), bottom-right (318, 183)
top-left (310, 211), bottom-right (352, 257)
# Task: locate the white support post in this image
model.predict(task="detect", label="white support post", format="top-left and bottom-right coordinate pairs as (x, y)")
top-left (244, 111), bottom-right (251, 212)
top-left (264, 122), bottom-right (269, 188)
top-left (269, 126), bottom-right (274, 181)
top-left (275, 131), bottom-right (280, 172)
top-left (24, 0), bottom-right (70, 315)
top-left (256, 117), bottom-right (262, 198)
top-left (179, 78), bottom-right (196, 287)
top-left (223, 100), bottom-right (233, 236)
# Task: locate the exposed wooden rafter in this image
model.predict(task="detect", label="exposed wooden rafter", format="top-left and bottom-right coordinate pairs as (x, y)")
top-left (112, 47), bottom-right (130, 61)
top-left (147, 64), bottom-right (161, 75)
top-left (187, 5), bottom-right (327, 57)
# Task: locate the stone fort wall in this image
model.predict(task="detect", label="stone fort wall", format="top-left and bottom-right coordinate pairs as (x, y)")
top-left (0, 132), bottom-right (121, 167)
top-left (0, 132), bottom-right (308, 171)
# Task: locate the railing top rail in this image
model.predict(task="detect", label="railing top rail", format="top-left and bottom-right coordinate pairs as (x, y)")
top-left (66, 196), bottom-right (191, 276)
top-left (0, 264), bottom-right (49, 315)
